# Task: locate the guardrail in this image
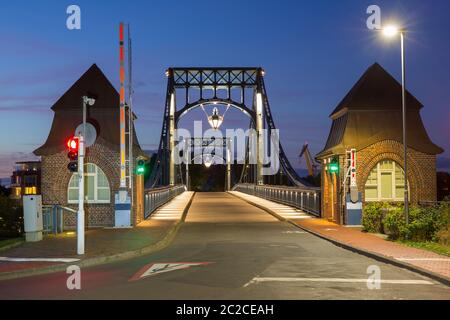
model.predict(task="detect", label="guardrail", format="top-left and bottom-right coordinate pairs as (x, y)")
top-left (42, 205), bottom-right (77, 234)
top-left (233, 183), bottom-right (321, 217)
top-left (418, 200), bottom-right (449, 208)
top-left (144, 185), bottom-right (186, 219)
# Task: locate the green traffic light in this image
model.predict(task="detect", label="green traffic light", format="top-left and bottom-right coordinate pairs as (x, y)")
top-left (136, 159), bottom-right (145, 175)
top-left (329, 163), bottom-right (339, 173)
top-left (137, 166), bottom-right (145, 174)
top-left (328, 157), bottom-right (339, 173)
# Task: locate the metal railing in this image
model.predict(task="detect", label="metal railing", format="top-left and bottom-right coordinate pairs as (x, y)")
top-left (144, 185), bottom-right (186, 219)
top-left (418, 200), bottom-right (449, 208)
top-left (233, 183), bottom-right (321, 217)
top-left (42, 205), bottom-right (77, 234)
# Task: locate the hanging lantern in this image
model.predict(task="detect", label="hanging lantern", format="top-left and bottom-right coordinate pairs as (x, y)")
top-left (204, 154), bottom-right (213, 168)
top-left (207, 107), bottom-right (224, 130)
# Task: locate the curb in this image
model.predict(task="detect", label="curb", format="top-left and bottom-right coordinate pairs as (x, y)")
top-left (229, 191), bottom-right (450, 287)
top-left (0, 192), bottom-right (195, 282)
top-left (0, 239), bottom-right (25, 253)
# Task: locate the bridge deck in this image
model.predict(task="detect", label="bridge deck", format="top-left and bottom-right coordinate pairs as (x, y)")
top-left (185, 192), bottom-right (278, 223)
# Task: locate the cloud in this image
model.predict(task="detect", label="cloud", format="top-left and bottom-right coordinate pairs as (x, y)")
top-left (0, 94), bottom-right (55, 114)
top-left (437, 156), bottom-right (450, 172)
top-left (0, 66), bottom-right (76, 87)
top-left (0, 152), bottom-right (39, 178)
top-left (0, 64), bottom-right (90, 114)
top-left (3, 33), bottom-right (72, 57)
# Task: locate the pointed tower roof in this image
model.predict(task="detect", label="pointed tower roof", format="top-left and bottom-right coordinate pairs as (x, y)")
top-left (51, 64), bottom-right (118, 111)
top-left (34, 64), bottom-right (143, 156)
top-left (330, 63), bottom-right (423, 119)
top-left (317, 63), bottom-right (443, 158)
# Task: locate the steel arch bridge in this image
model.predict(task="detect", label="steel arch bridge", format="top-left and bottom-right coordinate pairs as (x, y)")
top-left (144, 67), bottom-right (321, 217)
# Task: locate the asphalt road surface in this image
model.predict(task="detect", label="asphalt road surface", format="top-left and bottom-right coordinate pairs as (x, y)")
top-left (1, 192), bottom-right (449, 300)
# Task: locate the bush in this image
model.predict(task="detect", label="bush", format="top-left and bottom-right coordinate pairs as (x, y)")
top-left (405, 207), bottom-right (439, 242)
top-left (362, 202), bottom-right (385, 233)
top-left (382, 205), bottom-right (407, 240)
top-left (436, 200), bottom-right (450, 245)
top-left (382, 204), bottom-right (446, 241)
top-left (0, 195), bottom-right (23, 238)
top-left (362, 199), bottom-right (450, 245)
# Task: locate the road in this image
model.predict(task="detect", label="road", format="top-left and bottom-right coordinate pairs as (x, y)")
top-left (1, 192), bottom-right (449, 300)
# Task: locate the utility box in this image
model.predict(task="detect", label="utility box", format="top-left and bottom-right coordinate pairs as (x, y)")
top-left (23, 195), bottom-right (43, 242)
top-left (114, 190), bottom-right (131, 228)
top-left (345, 193), bottom-right (363, 226)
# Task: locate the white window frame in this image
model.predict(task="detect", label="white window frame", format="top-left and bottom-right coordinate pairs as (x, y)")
top-left (68, 163), bottom-right (111, 204)
top-left (365, 160), bottom-right (409, 202)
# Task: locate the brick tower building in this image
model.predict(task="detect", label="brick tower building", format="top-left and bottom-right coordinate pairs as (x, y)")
top-left (34, 64), bottom-right (146, 228)
top-left (316, 63), bottom-right (443, 224)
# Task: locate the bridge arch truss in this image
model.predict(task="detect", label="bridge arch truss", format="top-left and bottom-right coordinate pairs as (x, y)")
top-left (147, 67), bottom-right (311, 191)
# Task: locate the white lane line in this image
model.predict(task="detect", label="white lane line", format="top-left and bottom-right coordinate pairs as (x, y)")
top-left (396, 258), bottom-right (450, 262)
top-left (244, 277), bottom-right (434, 287)
top-left (0, 257), bottom-right (80, 263)
top-left (282, 231), bottom-right (307, 234)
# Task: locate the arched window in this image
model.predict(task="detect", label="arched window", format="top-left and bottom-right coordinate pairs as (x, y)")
top-left (364, 160), bottom-right (409, 202)
top-left (68, 163), bottom-right (110, 204)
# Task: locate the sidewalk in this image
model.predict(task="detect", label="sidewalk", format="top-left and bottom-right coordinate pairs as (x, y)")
top-left (231, 191), bottom-right (450, 283)
top-left (0, 191), bottom-right (194, 278)
top-left (293, 218), bottom-right (450, 280)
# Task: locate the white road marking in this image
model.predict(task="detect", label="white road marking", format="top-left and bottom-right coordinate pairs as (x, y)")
top-left (282, 231), bottom-right (307, 234)
top-left (396, 258), bottom-right (450, 262)
top-left (0, 257), bottom-right (80, 263)
top-left (244, 277), bottom-right (434, 287)
top-left (130, 262), bottom-right (212, 281)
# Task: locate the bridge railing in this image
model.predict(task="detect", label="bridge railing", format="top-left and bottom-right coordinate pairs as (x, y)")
top-left (233, 183), bottom-right (321, 217)
top-left (144, 185), bottom-right (186, 219)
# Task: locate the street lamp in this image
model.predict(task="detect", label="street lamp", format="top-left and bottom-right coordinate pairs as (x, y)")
top-left (379, 24), bottom-right (409, 224)
top-left (204, 154), bottom-right (213, 168)
top-left (207, 107), bottom-right (224, 130)
top-left (77, 95), bottom-right (96, 255)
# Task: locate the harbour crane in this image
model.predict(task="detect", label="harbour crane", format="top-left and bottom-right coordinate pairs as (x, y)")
top-left (299, 142), bottom-right (318, 177)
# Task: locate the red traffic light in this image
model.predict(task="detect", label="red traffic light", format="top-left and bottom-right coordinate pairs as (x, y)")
top-left (67, 137), bottom-right (79, 172)
top-left (67, 137), bottom-right (79, 151)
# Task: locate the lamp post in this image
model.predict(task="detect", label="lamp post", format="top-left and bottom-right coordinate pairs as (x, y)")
top-left (77, 95), bottom-right (95, 255)
top-left (380, 25), bottom-right (409, 224)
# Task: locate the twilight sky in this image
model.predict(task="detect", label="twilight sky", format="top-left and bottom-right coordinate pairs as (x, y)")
top-left (0, 0), bottom-right (449, 178)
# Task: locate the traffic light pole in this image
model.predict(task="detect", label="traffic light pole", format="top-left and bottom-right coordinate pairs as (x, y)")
top-left (77, 134), bottom-right (85, 255)
top-left (77, 96), bottom-right (90, 255)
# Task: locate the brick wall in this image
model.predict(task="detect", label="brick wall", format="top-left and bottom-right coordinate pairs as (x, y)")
top-left (357, 140), bottom-right (437, 203)
top-left (320, 139), bottom-right (438, 224)
top-left (41, 136), bottom-right (146, 228)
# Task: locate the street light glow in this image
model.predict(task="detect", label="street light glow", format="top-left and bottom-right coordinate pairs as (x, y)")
top-left (383, 25), bottom-right (399, 37)
top-left (207, 107), bottom-right (224, 130)
top-left (204, 155), bottom-right (213, 168)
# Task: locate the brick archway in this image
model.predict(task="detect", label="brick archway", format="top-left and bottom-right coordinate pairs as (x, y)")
top-left (53, 136), bottom-right (121, 227)
top-left (357, 140), bottom-right (424, 204)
